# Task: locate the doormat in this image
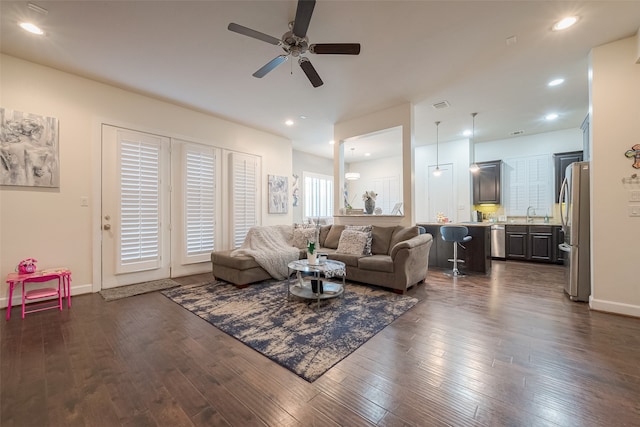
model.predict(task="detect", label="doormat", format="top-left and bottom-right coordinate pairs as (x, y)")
top-left (100, 278), bottom-right (180, 301)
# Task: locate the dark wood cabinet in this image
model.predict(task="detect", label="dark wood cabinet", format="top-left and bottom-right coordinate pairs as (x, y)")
top-left (420, 224), bottom-right (491, 274)
top-left (472, 160), bottom-right (502, 204)
top-left (506, 225), bottom-right (528, 259)
top-left (506, 225), bottom-right (562, 263)
top-left (529, 226), bottom-right (554, 262)
top-left (553, 151), bottom-right (583, 202)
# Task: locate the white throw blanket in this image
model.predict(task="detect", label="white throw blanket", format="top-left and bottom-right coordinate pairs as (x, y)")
top-left (230, 225), bottom-right (299, 280)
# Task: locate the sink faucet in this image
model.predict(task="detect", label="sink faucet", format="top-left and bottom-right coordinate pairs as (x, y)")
top-left (526, 206), bottom-right (536, 223)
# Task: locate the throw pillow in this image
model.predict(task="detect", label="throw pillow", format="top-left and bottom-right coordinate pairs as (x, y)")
top-left (346, 225), bottom-right (373, 256)
top-left (324, 225), bottom-right (345, 249)
top-left (291, 227), bottom-right (317, 250)
top-left (336, 230), bottom-right (368, 255)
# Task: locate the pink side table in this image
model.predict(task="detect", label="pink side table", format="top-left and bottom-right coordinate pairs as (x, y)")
top-left (5, 268), bottom-right (72, 320)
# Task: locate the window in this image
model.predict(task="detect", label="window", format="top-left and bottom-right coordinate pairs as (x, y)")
top-left (503, 154), bottom-right (552, 216)
top-left (303, 172), bottom-right (333, 219)
top-left (230, 152), bottom-right (260, 248)
top-left (117, 134), bottom-right (162, 273)
top-left (183, 144), bottom-right (216, 262)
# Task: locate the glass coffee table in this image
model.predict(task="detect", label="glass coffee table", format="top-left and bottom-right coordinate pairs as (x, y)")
top-left (287, 259), bottom-right (346, 308)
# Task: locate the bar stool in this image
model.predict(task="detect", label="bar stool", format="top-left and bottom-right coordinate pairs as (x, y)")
top-left (440, 225), bottom-right (472, 277)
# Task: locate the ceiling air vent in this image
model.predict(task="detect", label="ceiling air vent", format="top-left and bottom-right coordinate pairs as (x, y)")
top-left (510, 130), bottom-right (525, 136)
top-left (432, 100), bottom-right (450, 110)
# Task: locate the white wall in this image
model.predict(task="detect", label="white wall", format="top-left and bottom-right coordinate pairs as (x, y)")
top-left (345, 155), bottom-right (402, 212)
top-left (475, 128), bottom-right (583, 161)
top-left (589, 35), bottom-right (640, 317)
top-left (0, 55), bottom-right (292, 299)
top-left (291, 150), bottom-right (333, 224)
top-left (334, 103), bottom-right (413, 226)
top-left (415, 139), bottom-right (471, 223)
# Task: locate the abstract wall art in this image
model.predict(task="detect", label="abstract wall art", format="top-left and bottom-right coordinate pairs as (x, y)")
top-left (0, 108), bottom-right (60, 187)
top-left (268, 174), bottom-right (288, 214)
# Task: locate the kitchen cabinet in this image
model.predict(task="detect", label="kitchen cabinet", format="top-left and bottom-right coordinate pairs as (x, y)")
top-left (553, 151), bottom-right (583, 202)
top-left (506, 225), bottom-right (562, 263)
top-left (420, 224), bottom-right (491, 274)
top-left (506, 225), bottom-right (528, 259)
top-left (472, 160), bottom-right (502, 204)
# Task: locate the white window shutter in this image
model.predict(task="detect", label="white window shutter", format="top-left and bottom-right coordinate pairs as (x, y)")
top-left (183, 145), bottom-right (216, 262)
top-left (230, 152), bottom-right (260, 248)
top-left (117, 136), bottom-right (161, 272)
top-left (303, 172), bottom-right (333, 219)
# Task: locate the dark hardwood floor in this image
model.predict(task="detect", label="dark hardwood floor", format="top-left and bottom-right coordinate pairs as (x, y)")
top-left (2, 261), bottom-right (640, 426)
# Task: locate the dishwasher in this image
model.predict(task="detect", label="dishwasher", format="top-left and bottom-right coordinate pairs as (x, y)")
top-left (491, 224), bottom-right (505, 259)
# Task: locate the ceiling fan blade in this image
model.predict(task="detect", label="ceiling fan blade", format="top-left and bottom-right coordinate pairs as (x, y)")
top-left (309, 43), bottom-right (361, 55)
top-left (292, 0), bottom-right (316, 39)
top-left (253, 55), bottom-right (289, 78)
top-left (298, 57), bottom-right (323, 88)
top-left (228, 23), bottom-right (281, 46)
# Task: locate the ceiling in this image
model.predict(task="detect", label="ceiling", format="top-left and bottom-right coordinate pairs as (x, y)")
top-left (2, 1), bottom-right (639, 160)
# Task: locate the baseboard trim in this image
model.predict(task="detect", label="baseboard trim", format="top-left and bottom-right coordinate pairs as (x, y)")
top-left (1, 283), bottom-right (93, 308)
top-left (590, 297), bottom-right (640, 318)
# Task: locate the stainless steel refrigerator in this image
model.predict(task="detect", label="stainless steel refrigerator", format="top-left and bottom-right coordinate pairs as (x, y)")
top-left (558, 161), bottom-right (591, 302)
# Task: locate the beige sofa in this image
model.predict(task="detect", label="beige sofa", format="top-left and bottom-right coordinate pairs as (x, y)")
top-left (211, 224), bottom-right (433, 294)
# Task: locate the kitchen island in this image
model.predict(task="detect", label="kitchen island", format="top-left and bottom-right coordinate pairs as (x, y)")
top-left (418, 223), bottom-right (492, 275)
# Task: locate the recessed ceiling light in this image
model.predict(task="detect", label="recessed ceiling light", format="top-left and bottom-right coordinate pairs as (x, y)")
top-left (285, 119), bottom-right (294, 126)
top-left (545, 113), bottom-right (559, 121)
top-left (328, 140), bottom-right (335, 145)
top-left (548, 78), bottom-right (565, 87)
top-left (364, 153), bottom-right (371, 157)
top-left (19, 22), bottom-right (44, 35)
top-left (463, 130), bottom-right (472, 137)
top-left (299, 115), bottom-right (307, 119)
top-left (552, 16), bottom-right (578, 31)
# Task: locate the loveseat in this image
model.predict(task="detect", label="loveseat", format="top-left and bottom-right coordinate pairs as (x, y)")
top-left (211, 224), bottom-right (433, 294)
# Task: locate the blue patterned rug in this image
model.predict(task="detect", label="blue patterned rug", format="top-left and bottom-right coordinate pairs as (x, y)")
top-left (162, 279), bottom-right (418, 382)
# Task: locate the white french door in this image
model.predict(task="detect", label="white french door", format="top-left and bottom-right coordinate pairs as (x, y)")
top-left (101, 125), bottom-right (171, 288)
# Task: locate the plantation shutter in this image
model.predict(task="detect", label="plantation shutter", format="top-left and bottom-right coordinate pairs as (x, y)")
top-left (504, 154), bottom-right (552, 216)
top-left (230, 152), bottom-right (260, 248)
top-left (303, 172), bottom-right (333, 218)
top-left (184, 145), bottom-right (216, 262)
top-left (117, 134), bottom-right (162, 273)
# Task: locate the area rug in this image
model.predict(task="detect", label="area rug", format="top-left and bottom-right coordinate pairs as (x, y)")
top-left (162, 279), bottom-right (418, 382)
top-left (100, 278), bottom-right (180, 301)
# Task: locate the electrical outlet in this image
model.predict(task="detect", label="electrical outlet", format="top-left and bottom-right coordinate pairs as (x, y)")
top-left (629, 205), bottom-right (640, 217)
top-left (630, 190), bottom-right (640, 202)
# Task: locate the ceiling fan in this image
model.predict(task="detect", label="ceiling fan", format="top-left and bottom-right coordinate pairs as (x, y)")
top-left (228, 0), bottom-right (361, 88)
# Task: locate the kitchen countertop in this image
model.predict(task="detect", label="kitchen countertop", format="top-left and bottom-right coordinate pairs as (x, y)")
top-left (419, 221), bottom-right (562, 227)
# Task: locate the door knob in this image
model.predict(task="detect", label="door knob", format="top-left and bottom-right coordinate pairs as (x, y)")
top-left (103, 224), bottom-right (111, 230)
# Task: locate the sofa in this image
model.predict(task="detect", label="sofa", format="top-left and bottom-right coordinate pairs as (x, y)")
top-left (211, 224), bottom-right (433, 294)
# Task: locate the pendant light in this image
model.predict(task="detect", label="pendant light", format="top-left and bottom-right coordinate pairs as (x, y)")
top-left (433, 121), bottom-right (442, 177)
top-left (469, 112), bottom-right (480, 173)
top-left (344, 147), bottom-right (360, 180)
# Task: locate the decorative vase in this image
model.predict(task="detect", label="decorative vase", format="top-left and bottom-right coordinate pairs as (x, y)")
top-left (364, 198), bottom-right (375, 214)
top-left (307, 252), bottom-right (317, 265)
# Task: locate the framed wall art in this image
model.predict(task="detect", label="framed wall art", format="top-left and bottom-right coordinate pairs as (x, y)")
top-left (268, 174), bottom-right (288, 214)
top-left (0, 108), bottom-right (60, 188)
